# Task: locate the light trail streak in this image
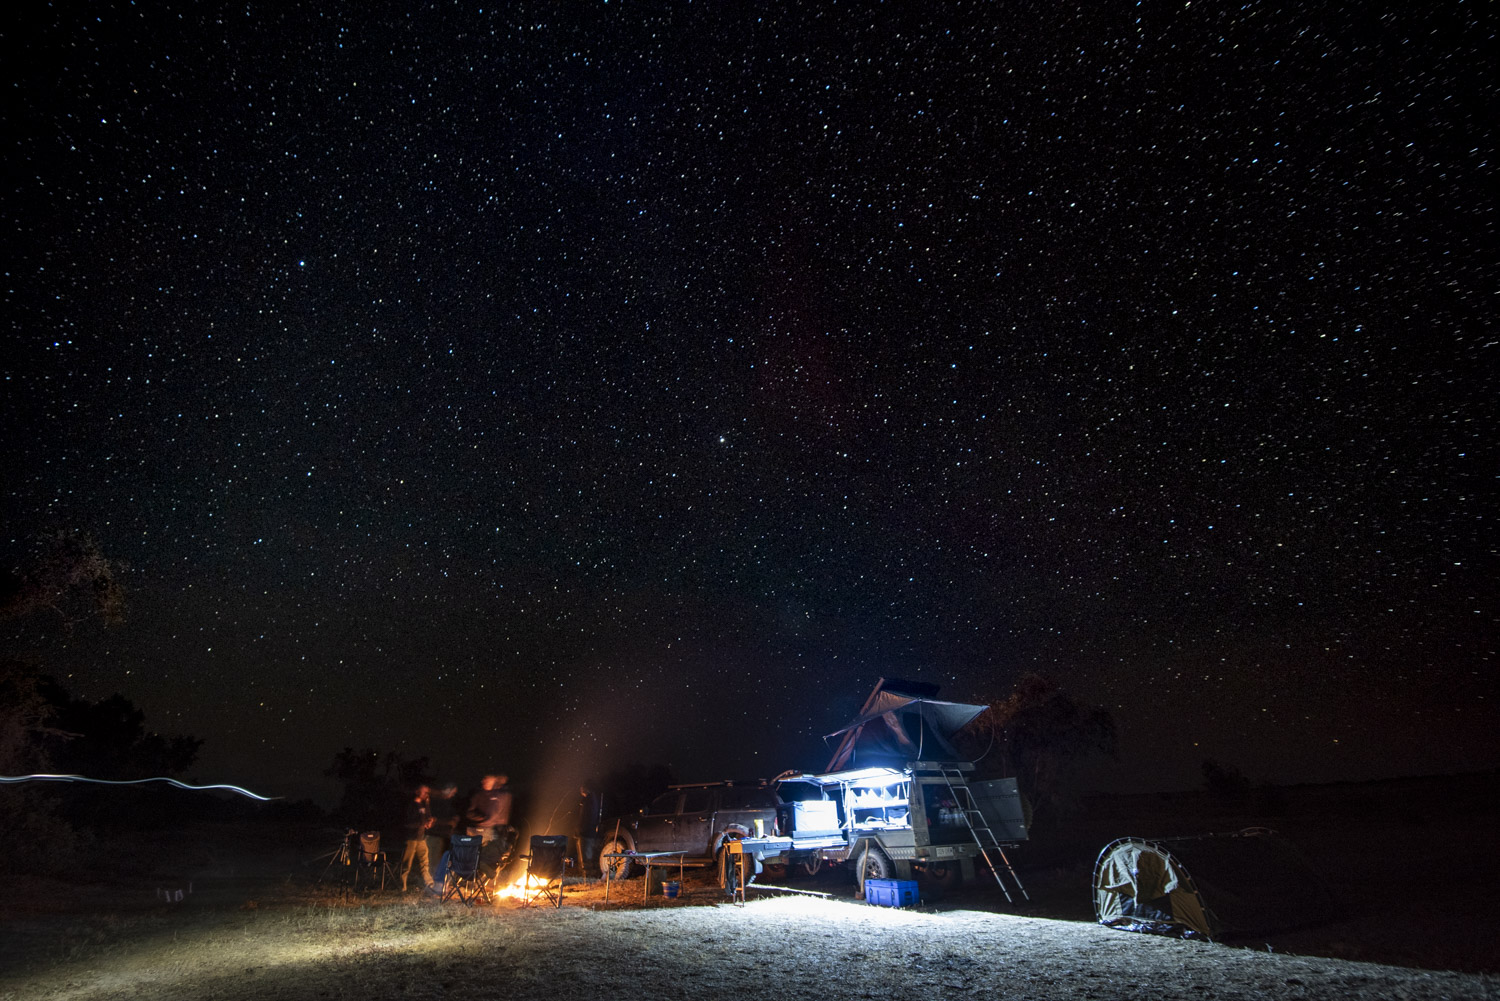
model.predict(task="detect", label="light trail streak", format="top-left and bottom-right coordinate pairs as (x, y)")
top-left (0, 773), bottom-right (278, 801)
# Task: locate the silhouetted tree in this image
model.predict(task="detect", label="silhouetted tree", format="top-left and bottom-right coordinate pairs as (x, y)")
top-left (0, 660), bottom-right (63, 775)
top-left (38, 680), bottom-right (203, 779)
top-left (1, 533), bottom-right (127, 779)
top-left (958, 673), bottom-right (1116, 824)
top-left (2, 536), bottom-right (208, 833)
top-left (326, 747), bottom-right (432, 827)
top-left (0, 665), bottom-right (82, 869)
top-left (1202, 759), bottom-right (1253, 800)
top-left (16, 680), bottom-right (206, 828)
top-left (0, 531), bottom-right (125, 627)
top-left (0, 531), bottom-right (129, 867)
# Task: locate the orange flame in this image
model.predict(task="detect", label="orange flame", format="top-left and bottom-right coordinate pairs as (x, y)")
top-left (492, 870), bottom-right (553, 902)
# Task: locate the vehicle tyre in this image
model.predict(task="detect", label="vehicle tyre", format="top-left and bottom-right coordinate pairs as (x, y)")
top-left (855, 845), bottom-right (893, 893)
top-left (717, 830), bottom-right (753, 888)
top-left (762, 861), bottom-right (789, 880)
top-left (921, 860), bottom-right (963, 894)
top-left (600, 836), bottom-right (634, 880)
top-left (715, 830), bottom-right (745, 871)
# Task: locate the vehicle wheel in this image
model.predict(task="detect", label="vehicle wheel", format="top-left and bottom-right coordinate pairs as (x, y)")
top-left (717, 831), bottom-right (753, 888)
top-left (762, 861), bottom-right (789, 880)
top-left (921, 860), bottom-right (963, 894)
top-left (600, 836), bottom-right (634, 880)
top-left (715, 830), bottom-right (745, 870)
top-left (855, 845), bottom-right (893, 893)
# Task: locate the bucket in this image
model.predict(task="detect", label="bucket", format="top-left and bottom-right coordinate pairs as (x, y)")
top-left (662, 881), bottom-right (681, 899)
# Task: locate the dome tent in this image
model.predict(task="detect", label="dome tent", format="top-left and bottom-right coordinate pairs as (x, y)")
top-left (1094, 836), bottom-right (1217, 938)
top-left (1093, 829), bottom-right (1338, 940)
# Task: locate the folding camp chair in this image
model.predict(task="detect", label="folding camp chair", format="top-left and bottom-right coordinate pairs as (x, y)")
top-left (521, 835), bottom-right (572, 908)
top-left (443, 834), bottom-right (492, 906)
top-left (353, 831), bottom-right (394, 892)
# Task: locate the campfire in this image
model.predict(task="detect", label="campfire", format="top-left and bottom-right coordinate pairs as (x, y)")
top-left (491, 870), bottom-right (552, 903)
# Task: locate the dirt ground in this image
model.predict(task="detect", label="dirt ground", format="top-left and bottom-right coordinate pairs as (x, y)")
top-left (1, 810), bottom-right (1496, 1001)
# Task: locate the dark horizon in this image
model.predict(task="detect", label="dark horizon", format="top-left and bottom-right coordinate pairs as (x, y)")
top-left (3, 4), bottom-right (1494, 808)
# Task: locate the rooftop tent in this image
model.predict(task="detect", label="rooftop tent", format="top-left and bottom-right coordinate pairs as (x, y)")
top-left (825, 678), bottom-right (986, 771)
top-left (1094, 829), bottom-right (1339, 940)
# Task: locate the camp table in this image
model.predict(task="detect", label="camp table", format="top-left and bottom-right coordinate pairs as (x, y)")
top-left (601, 850), bottom-right (687, 903)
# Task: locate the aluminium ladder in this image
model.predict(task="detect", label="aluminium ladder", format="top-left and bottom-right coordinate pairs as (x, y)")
top-left (939, 767), bottom-right (1029, 904)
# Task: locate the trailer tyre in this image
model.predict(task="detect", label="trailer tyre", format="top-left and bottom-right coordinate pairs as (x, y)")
top-left (856, 845), bottom-right (893, 893)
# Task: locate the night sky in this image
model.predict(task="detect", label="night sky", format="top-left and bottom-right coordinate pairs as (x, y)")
top-left (3, 3), bottom-right (1494, 805)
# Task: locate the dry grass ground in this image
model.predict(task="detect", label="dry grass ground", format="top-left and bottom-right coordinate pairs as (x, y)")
top-left (0, 815), bottom-right (1496, 1001)
top-left (1, 877), bottom-right (1494, 1001)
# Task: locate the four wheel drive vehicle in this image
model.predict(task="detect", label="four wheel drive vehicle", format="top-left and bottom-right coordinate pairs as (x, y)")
top-left (750, 762), bottom-right (1030, 899)
top-left (599, 681), bottom-right (1031, 900)
top-left (599, 781), bottom-right (780, 879)
top-left (730, 678), bottom-right (1032, 900)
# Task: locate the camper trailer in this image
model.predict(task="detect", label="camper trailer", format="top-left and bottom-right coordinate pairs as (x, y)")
top-left (735, 679), bottom-right (1031, 900)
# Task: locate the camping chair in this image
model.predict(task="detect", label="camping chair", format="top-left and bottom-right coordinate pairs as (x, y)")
top-left (521, 835), bottom-right (572, 908)
top-left (444, 834), bottom-right (491, 906)
top-left (353, 831), bottom-right (393, 892)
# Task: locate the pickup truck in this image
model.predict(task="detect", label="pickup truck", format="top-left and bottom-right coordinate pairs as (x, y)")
top-left (598, 780), bottom-right (780, 879)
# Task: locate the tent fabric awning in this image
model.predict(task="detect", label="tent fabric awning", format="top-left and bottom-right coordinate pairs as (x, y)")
top-left (824, 698), bottom-right (986, 743)
top-left (825, 679), bottom-right (986, 771)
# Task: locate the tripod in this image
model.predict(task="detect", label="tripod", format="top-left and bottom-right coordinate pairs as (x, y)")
top-left (314, 829), bottom-right (359, 886)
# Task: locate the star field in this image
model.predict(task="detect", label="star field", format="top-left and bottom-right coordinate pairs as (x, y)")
top-left (2, 3), bottom-right (1494, 802)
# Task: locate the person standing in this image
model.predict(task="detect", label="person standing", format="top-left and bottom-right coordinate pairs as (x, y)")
top-left (398, 784), bottom-right (436, 893)
top-left (577, 784), bottom-right (603, 877)
top-left (466, 774), bottom-right (513, 843)
top-left (466, 774), bottom-right (514, 878)
top-left (427, 781), bottom-right (459, 887)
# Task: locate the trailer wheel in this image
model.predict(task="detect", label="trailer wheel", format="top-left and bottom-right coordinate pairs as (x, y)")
top-left (856, 845), bottom-right (893, 892)
top-left (600, 836), bottom-right (634, 880)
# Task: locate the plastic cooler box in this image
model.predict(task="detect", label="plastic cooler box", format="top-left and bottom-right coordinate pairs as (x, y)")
top-left (865, 879), bottom-right (919, 908)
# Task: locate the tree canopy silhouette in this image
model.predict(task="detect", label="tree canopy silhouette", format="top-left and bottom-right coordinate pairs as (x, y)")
top-left (38, 679), bottom-right (203, 779)
top-left (2, 534), bottom-right (202, 839)
top-left (0, 530), bottom-right (125, 628)
top-left (326, 747), bottom-right (432, 826)
top-left (959, 673), bottom-right (1116, 824)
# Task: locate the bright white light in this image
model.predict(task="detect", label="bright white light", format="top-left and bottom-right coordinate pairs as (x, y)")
top-left (805, 766), bottom-right (907, 786)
